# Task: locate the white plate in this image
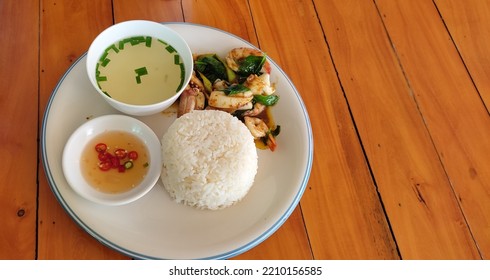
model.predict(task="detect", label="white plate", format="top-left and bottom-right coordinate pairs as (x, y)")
top-left (41, 23), bottom-right (313, 259)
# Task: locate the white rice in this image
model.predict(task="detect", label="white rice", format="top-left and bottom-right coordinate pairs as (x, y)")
top-left (160, 110), bottom-right (258, 210)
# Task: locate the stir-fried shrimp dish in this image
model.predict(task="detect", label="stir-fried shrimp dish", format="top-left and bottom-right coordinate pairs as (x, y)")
top-left (177, 47), bottom-right (280, 151)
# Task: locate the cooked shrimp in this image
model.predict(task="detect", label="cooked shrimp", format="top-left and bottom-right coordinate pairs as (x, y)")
top-left (225, 47), bottom-right (271, 74)
top-left (243, 102), bottom-right (266, 117)
top-left (244, 116), bottom-right (277, 151)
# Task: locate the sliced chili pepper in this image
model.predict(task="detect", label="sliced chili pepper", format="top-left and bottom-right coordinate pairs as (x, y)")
top-left (114, 148), bottom-right (127, 159)
top-left (98, 151), bottom-right (110, 161)
top-left (95, 143), bottom-right (107, 153)
top-left (98, 160), bottom-right (112, 171)
top-left (128, 151), bottom-right (138, 160)
top-left (111, 157), bottom-right (120, 169)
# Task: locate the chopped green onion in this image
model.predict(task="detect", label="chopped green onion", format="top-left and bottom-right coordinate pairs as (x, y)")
top-left (99, 51), bottom-right (109, 63)
top-left (134, 67), bottom-right (148, 76)
top-left (145, 36), bottom-right (152, 47)
top-left (105, 44), bottom-right (119, 54)
top-left (130, 36), bottom-right (145, 46)
top-left (101, 58), bottom-right (110, 67)
top-left (124, 161), bottom-right (133, 169)
top-left (103, 91), bottom-right (111, 98)
top-left (176, 63), bottom-right (185, 92)
top-left (174, 54), bottom-right (181, 65)
top-left (134, 67), bottom-right (148, 84)
top-left (96, 76), bottom-right (107, 82)
top-left (165, 45), bottom-right (176, 53)
top-left (158, 39), bottom-right (168, 46)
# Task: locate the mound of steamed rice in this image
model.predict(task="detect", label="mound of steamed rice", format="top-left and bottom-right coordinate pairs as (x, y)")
top-left (160, 110), bottom-right (258, 210)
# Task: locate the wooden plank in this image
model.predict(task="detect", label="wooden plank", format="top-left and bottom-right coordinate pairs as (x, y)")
top-left (38, 0), bottom-right (128, 259)
top-left (0, 0), bottom-right (39, 259)
top-left (180, 0), bottom-right (311, 260)
top-left (113, 0), bottom-right (183, 23)
top-left (434, 0), bottom-right (490, 108)
top-left (248, 0), bottom-right (398, 259)
top-left (315, 0), bottom-right (480, 259)
top-left (182, 0), bottom-right (258, 47)
top-left (377, 0), bottom-right (490, 258)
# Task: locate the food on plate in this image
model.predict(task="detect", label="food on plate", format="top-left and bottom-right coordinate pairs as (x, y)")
top-left (80, 130), bottom-right (149, 194)
top-left (160, 110), bottom-right (258, 210)
top-left (95, 36), bottom-right (186, 105)
top-left (177, 47), bottom-right (280, 151)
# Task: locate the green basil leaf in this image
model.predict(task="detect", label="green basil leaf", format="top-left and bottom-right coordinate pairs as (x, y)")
top-left (223, 84), bottom-right (250, 95)
top-left (237, 55), bottom-right (266, 76)
top-left (253, 94), bottom-right (279, 106)
top-left (194, 54), bottom-right (227, 83)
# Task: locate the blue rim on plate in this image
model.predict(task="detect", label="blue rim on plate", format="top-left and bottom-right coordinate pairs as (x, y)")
top-left (41, 22), bottom-right (313, 259)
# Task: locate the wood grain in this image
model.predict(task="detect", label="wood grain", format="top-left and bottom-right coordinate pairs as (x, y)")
top-left (434, 0), bottom-right (490, 109)
top-left (0, 0), bottom-right (39, 260)
top-left (315, 0), bottom-right (480, 259)
top-left (113, 0), bottom-right (183, 23)
top-left (180, 0), bottom-right (312, 260)
top-left (2, 0), bottom-right (488, 260)
top-left (377, 0), bottom-right (490, 258)
top-left (249, 0), bottom-right (398, 259)
top-left (38, 0), bottom-right (128, 259)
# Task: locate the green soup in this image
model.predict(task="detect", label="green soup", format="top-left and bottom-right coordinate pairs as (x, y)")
top-left (96, 36), bottom-right (185, 105)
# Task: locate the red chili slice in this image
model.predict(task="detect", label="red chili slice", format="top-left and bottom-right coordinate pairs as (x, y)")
top-left (118, 165), bottom-right (126, 173)
top-left (95, 143), bottom-right (107, 153)
top-left (111, 157), bottom-right (120, 169)
top-left (98, 151), bottom-right (110, 161)
top-left (114, 148), bottom-right (127, 159)
top-left (128, 151), bottom-right (138, 160)
top-left (98, 160), bottom-right (112, 171)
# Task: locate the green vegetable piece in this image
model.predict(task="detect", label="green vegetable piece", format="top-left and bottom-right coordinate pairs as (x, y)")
top-left (103, 91), bottom-right (111, 98)
top-left (218, 56), bottom-right (237, 83)
top-left (134, 67), bottom-right (148, 84)
top-left (134, 67), bottom-right (148, 76)
top-left (237, 55), bottom-right (266, 76)
top-left (195, 54), bottom-right (227, 83)
top-left (99, 51), bottom-right (109, 63)
top-left (223, 84), bottom-right (250, 95)
top-left (130, 36), bottom-right (145, 46)
top-left (105, 44), bottom-right (119, 54)
top-left (96, 76), bottom-right (107, 82)
top-left (253, 94), bottom-right (279, 106)
top-left (118, 40), bottom-right (125, 50)
top-left (198, 71), bottom-right (213, 93)
top-left (124, 161), bottom-right (134, 169)
top-left (158, 39), bottom-right (168, 46)
top-left (145, 36), bottom-right (152, 47)
top-left (166, 45), bottom-right (176, 53)
top-left (101, 58), bottom-right (110, 67)
top-left (271, 125), bottom-right (281, 137)
top-left (176, 63), bottom-right (185, 92)
top-left (174, 54), bottom-right (181, 65)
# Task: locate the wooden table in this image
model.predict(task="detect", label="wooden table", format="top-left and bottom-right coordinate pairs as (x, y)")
top-left (2, 0), bottom-right (489, 260)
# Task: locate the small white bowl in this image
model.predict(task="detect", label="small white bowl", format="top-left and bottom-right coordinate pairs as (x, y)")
top-left (62, 114), bottom-right (162, 206)
top-left (86, 20), bottom-right (193, 116)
